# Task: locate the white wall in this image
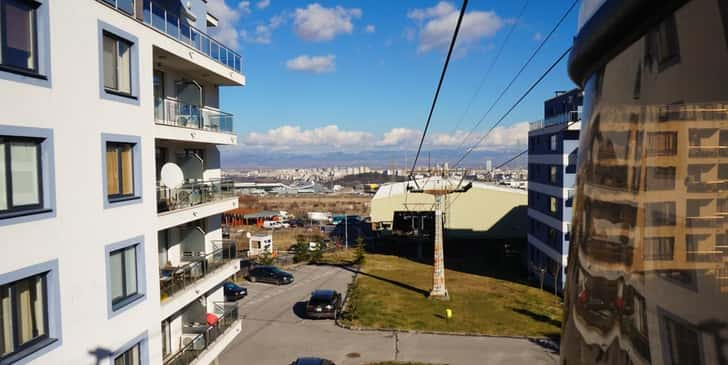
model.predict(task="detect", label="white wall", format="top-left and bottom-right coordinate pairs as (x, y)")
top-left (0, 1), bottom-right (242, 364)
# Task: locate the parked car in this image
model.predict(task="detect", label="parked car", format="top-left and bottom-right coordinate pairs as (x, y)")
top-left (247, 265), bottom-right (294, 285)
top-left (305, 290), bottom-right (341, 319)
top-left (222, 282), bottom-right (247, 301)
top-left (262, 220), bottom-right (282, 229)
top-left (290, 358), bottom-right (335, 365)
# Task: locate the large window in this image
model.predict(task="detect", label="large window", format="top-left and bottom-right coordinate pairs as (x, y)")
top-left (103, 32), bottom-right (132, 96)
top-left (550, 135), bottom-right (558, 152)
top-left (106, 142), bottom-right (134, 201)
top-left (110, 245), bottom-right (138, 309)
top-left (114, 342), bottom-right (140, 365)
top-left (549, 165), bottom-right (558, 184)
top-left (645, 202), bottom-right (676, 226)
top-left (0, 136), bottom-right (42, 216)
top-left (0, 273), bottom-right (48, 360)
top-left (645, 132), bottom-right (677, 156)
top-left (549, 196), bottom-right (558, 215)
top-left (643, 237), bottom-right (674, 260)
top-left (0, 0), bottom-right (39, 73)
top-left (662, 314), bottom-right (702, 365)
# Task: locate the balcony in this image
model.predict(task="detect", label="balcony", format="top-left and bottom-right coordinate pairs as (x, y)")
top-left (164, 304), bottom-right (241, 365)
top-left (98, 0), bottom-right (243, 74)
top-left (157, 178), bottom-right (235, 214)
top-left (160, 242), bottom-right (236, 301)
top-left (157, 98), bottom-right (234, 134)
top-left (686, 215), bottom-right (725, 228)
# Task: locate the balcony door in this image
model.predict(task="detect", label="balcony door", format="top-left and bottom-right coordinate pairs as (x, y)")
top-left (153, 70), bottom-right (165, 122)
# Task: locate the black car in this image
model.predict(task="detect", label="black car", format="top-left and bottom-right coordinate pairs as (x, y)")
top-left (290, 358), bottom-right (335, 365)
top-left (222, 282), bottom-right (247, 301)
top-left (247, 266), bottom-right (294, 285)
top-left (305, 290), bottom-right (341, 319)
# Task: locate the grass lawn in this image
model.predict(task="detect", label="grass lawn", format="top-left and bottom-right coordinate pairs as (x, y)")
top-left (342, 254), bottom-right (562, 337)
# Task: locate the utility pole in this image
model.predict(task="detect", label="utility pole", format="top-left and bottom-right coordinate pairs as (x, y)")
top-left (344, 212), bottom-right (349, 249)
top-left (408, 167), bottom-right (472, 300)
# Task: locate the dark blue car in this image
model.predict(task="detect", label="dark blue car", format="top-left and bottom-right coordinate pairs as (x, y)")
top-left (223, 282), bottom-right (247, 301)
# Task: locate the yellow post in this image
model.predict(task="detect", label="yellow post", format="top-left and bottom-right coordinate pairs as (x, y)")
top-left (445, 308), bottom-right (452, 324)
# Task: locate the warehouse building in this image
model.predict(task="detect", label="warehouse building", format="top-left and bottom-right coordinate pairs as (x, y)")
top-left (370, 178), bottom-right (528, 242)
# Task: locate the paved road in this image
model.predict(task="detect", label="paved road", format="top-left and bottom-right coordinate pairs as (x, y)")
top-left (219, 265), bottom-right (559, 365)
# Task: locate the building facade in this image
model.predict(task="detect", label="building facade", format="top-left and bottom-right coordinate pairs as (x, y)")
top-left (526, 89), bottom-right (582, 290)
top-left (561, 1), bottom-right (728, 364)
top-left (0, 0), bottom-right (243, 364)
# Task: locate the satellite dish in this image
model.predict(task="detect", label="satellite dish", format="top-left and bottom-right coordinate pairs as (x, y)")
top-left (160, 163), bottom-right (184, 189)
top-left (246, 232), bottom-right (252, 239)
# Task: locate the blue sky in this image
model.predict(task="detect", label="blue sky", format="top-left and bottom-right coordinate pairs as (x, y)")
top-left (209, 0), bottom-right (579, 158)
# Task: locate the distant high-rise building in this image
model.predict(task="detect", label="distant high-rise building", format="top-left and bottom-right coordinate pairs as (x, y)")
top-left (526, 88), bottom-right (582, 290)
top-left (486, 160), bottom-right (493, 171)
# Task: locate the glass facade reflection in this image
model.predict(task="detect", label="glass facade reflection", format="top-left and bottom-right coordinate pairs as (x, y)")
top-left (561, 0), bottom-right (728, 364)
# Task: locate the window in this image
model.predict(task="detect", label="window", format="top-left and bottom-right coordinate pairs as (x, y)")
top-left (110, 245), bottom-right (138, 309)
top-left (114, 342), bottom-right (140, 365)
top-left (662, 314), bottom-right (702, 365)
top-left (0, 0), bottom-right (39, 73)
top-left (633, 292), bottom-right (648, 336)
top-left (645, 202), bottom-right (676, 226)
top-left (645, 132), bottom-right (677, 156)
top-left (550, 135), bottom-right (558, 151)
top-left (645, 167), bottom-right (676, 190)
top-left (103, 0), bottom-right (134, 16)
top-left (103, 32), bottom-right (132, 95)
top-left (646, 15), bottom-right (681, 71)
top-left (549, 197), bottom-right (558, 215)
top-left (0, 273), bottom-right (49, 361)
top-left (549, 166), bottom-right (558, 184)
top-left (0, 136), bottom-right (42, 216)
top-left (106, 142), bottom-right (134, 201)
top-left (643, 237), bottom-right (674, 260)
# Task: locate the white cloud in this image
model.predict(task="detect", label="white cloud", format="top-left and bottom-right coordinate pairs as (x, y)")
top-left (365, 24), bottom-right (376, 33)
top-left (207, 0), bottom-right (245, 49)
top-left (256, 0), bottom-right (270, 9)
top-left (407, 1), bottom-right (503, 53)
top-left (240, 12), bottom-right (286, 44)
top-left (238, 1), bottom-right (251, 15)
top-left (285, 54), bottom-right (336, 73)
top-left (237, 123), bottom-right (529, 153)
top-left (293, 3), bottom-right (362, 42)
top-left (242, 125), bottom-right (373, 151)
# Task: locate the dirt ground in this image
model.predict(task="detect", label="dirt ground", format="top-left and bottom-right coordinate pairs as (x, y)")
top-left (237, 194), bottom-right (371, 218)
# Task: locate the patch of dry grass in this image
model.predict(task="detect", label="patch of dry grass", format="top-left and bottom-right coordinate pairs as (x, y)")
top-left (343, 254), bottom-right (562, 337)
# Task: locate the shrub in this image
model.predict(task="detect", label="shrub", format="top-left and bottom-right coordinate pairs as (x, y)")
top-left (292, 236), bottom-right (310, 263)
top-left (257, 251), bottom-right (274, 265)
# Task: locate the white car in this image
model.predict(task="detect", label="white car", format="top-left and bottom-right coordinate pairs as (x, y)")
top-left (262, 221), bottom-right (282, 229)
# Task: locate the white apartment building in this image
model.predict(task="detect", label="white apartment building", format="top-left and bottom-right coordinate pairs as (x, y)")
top-left (0, 0), bottom-right (244, 364)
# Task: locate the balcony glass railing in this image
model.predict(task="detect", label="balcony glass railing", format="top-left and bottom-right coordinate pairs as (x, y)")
top-left (157, 178), bottom-right (235, 213)
top-left (159, 243), bottom-right (236, 301)
top-left (157, 98), bottom-right (234, 133)
top-left (98, 0), bottom-right (243, 74)
top-left (163, 304), bottom-right (240, 365)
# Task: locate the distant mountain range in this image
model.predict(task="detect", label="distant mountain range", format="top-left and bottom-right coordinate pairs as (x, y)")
top-left (220, 148), bottom-right (527, 169)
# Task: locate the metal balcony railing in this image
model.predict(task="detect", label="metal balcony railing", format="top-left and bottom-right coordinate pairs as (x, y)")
top-left (159, 242), bottom-right (237, 301)
top-left (163, 304), bottom-right (240, 365)
top-left (157, 178), bottom-right (235, 213)
top-left (97, 0), bottom-right (243, 74)
top-left (157, 98), bottom-right (234, 133)
top-left (529, 111), bottom-right (581, 130)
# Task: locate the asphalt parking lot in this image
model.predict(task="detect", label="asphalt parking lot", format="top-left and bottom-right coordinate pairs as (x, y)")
top-left (218, 264), bottom-right (559, 365)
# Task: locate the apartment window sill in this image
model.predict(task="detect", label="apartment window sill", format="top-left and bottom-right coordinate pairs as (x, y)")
top-left (112, 293), bottom-right (145, 313)
top-left (109, 196), bottom-right (141, 204)
top-left (0, 65), bottom-right (47, 80)
top-left (0, 209), bottom-right (52, 221)
top-left (0, 337), bottom-right (58, 365)
top-left (104, 89), bottom-right (137, 100)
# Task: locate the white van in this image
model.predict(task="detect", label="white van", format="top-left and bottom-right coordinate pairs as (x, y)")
top-left (262, 221), bottom-right (282, 229)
